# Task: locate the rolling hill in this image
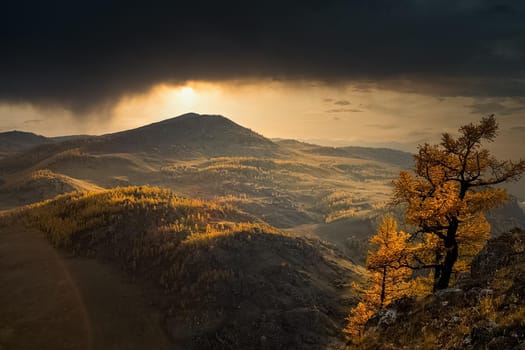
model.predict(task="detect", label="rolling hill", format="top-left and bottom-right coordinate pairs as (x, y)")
top-left (0, 130), bottom-right (92, 159)
top-left (7, 186), bottom-right (365, 349)
top-left (0, 113), bottom-right (404, 227)
top-left (0, 130), bottom-right (50, 158)
top-left (1, 113), bottom-right (523, 253)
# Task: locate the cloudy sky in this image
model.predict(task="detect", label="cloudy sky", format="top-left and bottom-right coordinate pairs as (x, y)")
top-left (1, 0), bottom-right (524, 157)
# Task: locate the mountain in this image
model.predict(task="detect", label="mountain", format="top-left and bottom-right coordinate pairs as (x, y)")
top-left (90, 113), bottom-right (279, 157)
top-left (354, 228), bottom-right (525, 350)
top-left (9, 186), bottom-right (365, 349)
top-left (0, 113), bottom-right (280, 174)
top-left (0, 130), bottom-right (51, 158)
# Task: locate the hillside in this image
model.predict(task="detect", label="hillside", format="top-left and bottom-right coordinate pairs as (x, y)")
top-left (0, 114), bottom-right (405, 229)
top-left (0, 169), bottom-right (102, 209)
top-left (0, 130), bottom-right (50, 158)
top-left (353, 229), bottom-right (525, 350)
top-left (1, 113), bottom-right (523, 254)
top-left (303, 145), bottom-right (413, 169)
top-left (0, 131), bottom-right (90, 160)
top-left (10, 186), bottom-right (365, 349)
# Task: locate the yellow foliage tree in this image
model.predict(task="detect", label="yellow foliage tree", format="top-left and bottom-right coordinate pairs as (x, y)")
top-left (368, 216), bottom-right (418, 304)
top-left (393, 115), bottom-right (525, 290)
top-left (345, 215), bottom-right (416, 339)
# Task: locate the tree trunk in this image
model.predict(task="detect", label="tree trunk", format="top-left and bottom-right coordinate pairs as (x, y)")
top-left (434, 218), bottom-right (460, 291)
top-left (433, 251), bottom-right (442, 292)
top-left (435, 237), bottom-right (459, 290)
top-left (380, 266), bottom-right (387, 308)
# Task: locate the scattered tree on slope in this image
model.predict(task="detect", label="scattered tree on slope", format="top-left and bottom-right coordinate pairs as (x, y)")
top-left (345, 215), bottom-right (417, 340)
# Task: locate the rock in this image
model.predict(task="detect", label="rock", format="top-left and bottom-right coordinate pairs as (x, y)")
top-left (377, 309), bottom-right (397, 327)
top-left (365, 296), bottom-right (415, 331)
top-left (471, 324), bottom-right (496, 346)
top-left (434, 288), bottom-right (466, 307)
top-left (479, 288), bottom-right (494, 298)
top-left (488, 336), bottom-right (518, 350)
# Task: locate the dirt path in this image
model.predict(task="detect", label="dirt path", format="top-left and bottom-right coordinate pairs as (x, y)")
top-left (0, 223), bottom-right (173, 350)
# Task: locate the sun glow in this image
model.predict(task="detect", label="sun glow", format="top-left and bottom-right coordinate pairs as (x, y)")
top-left (175, 86), bottom-right (197, 106)
top-left (178, 86), bottom-right (195, 99)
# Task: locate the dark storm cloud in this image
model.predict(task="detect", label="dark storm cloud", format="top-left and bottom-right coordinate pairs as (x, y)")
top-left (1, 0), bottom-right (525, 112)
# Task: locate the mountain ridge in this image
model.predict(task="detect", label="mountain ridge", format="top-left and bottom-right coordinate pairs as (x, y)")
top-left (92, 112), bottom-right (278, 156)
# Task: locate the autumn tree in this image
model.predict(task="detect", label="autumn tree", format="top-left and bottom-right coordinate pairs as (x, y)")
top-left (393, 115), bottom-right (525, 291)
top-left (367, 215), bottom-right (415, 307)
top-left (345, 215), bottom-right (415, 339)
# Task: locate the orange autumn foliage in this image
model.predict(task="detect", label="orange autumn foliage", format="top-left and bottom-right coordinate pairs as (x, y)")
top-left (345, 215), bottom-right (420, 339)
top-left (393, 115), bottom-right (525, 290)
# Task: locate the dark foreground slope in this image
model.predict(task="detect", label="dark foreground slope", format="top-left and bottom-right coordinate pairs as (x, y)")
top-left (354, 229), bottom-right (525, 350)
top-left (0, 222), bottom-right (172, 350)
top-left (11, 186), bottom-right (364, 349)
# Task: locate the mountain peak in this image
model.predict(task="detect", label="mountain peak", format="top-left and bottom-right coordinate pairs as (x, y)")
top-left (154, 112), bottom-right (234, 126)
top-left (92, 113), bottom-right (278, 157)
top-left (163, 112), bottom-right (201, 121)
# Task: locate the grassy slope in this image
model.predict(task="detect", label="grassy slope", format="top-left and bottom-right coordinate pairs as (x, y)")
top-left (13, 186), bottom-right (365, 349)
